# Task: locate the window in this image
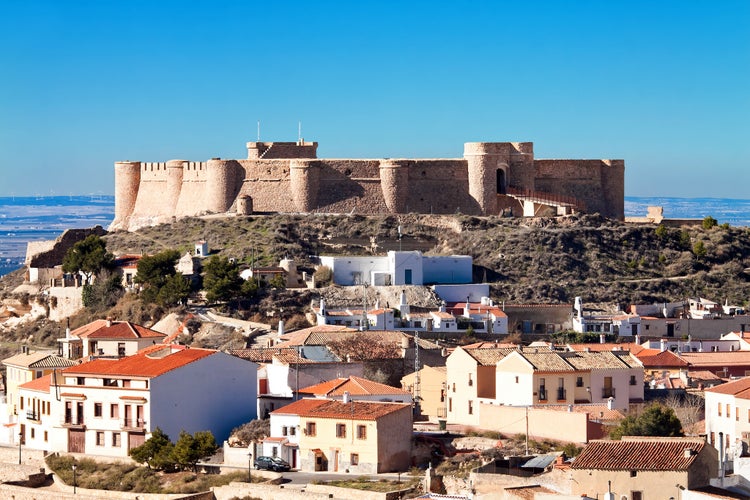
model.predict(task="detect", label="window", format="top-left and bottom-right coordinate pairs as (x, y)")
top-left (77, 377), bottom-right (85, 385)
top-left (96, 432), bottom-right (104, 446)
top-left (118, 343), bottom-right (126, 357)
top-left (272, 446), bottom-right (278, 457)
top-left (282, 426), bottom-right (288, 436)
top-left (44, 431), bottom-right (48, 442)
top-left (31, 428), bottom-right (35, 439)
top-left (350, 453), bottom-right (359, 465)
top-left (515, 376), bottom-right (519, 384)
top-left (357, 425), bottom-right (367, 439)
top-left (110, 404), bottom-right (119, 419)
top-left (103, 378), bottom-right (117, 387)
top-left (468, 374), bottom-right (473, 386)
top-left (468, 401), bottom-right (473, 415)
top-left (630, 470), bottom-right (637, 477)
top-left (631, 491), bottom-right (643, 500)
top-left (738, 407), bottom-right (740, 422)
top-left (336, 423), bottom-right (346, 438)
top-left (449, 398), bottom-right (452, 412)
top-left (727, 403), bottom-right (731, 418)
top-left (112, 432), bottom-right (121, 447)
top-left (306, 422), bottom-right (316, 437)
top-left (576, 377), bottom-right (583, 387)
top-left (629, 375), bottom-right (637, 386)
top-left (122, 380), bottom-right (131, 388)
top-left (452, 383), bottom-right (456, 392)
top-left (94, 403), bottom-right (103, 417)
top-left (289, 427), bottom-right (296, 436)
top-left (719, 403), bottom-right (722, 416)
top-left (19, 397), bottom-right (23, 410)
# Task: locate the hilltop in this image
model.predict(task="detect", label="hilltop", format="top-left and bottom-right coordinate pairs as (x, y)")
top-left (101, 212), bottom-right (750, 307)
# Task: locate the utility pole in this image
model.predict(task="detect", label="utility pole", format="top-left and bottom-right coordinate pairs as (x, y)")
top-left (525, 406), bottom-right (529, 455)
top-left (414, 331), bottom-right (421, 416)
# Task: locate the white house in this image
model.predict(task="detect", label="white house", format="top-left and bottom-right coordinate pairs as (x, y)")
top-left (704, 377), bottom-right (750, 474)
top-left (319, 251), bottom-right (472, 286)
top-left (18, 344), bottom-right (257, 458)
top-left (58, 319), bottom-right (167, 360)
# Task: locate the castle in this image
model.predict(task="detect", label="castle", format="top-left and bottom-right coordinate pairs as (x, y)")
top-left (110, 140), bottom-right (624, 231)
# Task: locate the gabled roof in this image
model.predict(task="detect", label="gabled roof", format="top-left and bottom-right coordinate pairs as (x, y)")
top-left (2, 351), bottom-right (77, 369)
top-left (567, 343), bottom-right (646, 355)
top-left (572, 437), bottom-right (706, 471)
top-left (229, 346), bottom-right (339, 364)
top-left (500, 350), bottom-right (638, 373)
top-left (705, 377), bottom-right (750, 398)
top-left (70, 319), bottom-right (166, 340)
top-left (63, 345), bottom-right (216, 378)
top-left (299, 376), bottom-right (410, 397)
top-left (463, 347), bottom-right (516, 365)
top-left (19, 373), bottom-right (53, 393)
top-left (681, 351), bottom-right (750, 367)
top-left (274, 398), bottom-right (410, 421)
top-left (636, 349), bottom-right (689, 368)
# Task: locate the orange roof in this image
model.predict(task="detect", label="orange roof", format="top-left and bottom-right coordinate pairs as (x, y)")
top-left (71, 320), bottom-right (166, 340)
top-left (682, 351), bottom-right (750, 367)
top-left (706, 377), bottom-right (750, 398)
top-left (636, 349), bottom-right (689, 368)
top-left (567, 343), bottom-right (646, 355)
top-left (274, 398), bottom-right (410, 420)
top-left (572, 437), bottom-right (706, 471)
top-left (63, 346), bottom-right (216, 378)
top-left (19, 373), bottom-right (53, 393)
top-left (299, 376), bottom-right (410, 397)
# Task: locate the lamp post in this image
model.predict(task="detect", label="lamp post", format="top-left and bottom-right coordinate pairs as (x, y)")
top-left (247, 452), bottom-right (252, 484)
top-left (72, 462), bottom-right (77, 494)
top-left (18, 431), bottom-right (22, 465)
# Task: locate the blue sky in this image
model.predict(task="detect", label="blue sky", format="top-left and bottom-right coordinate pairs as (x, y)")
top-left (1, 1), bottom-right (748, 198)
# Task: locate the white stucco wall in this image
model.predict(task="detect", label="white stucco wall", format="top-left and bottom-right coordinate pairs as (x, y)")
top-left (319, 256), bottom-right (388, 285)
top-left (388, 251), bottom-right (423, 286)
top-left (421, 255), bottom-right (472, 284)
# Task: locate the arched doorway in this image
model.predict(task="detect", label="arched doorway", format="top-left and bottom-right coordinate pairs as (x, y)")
top-left (496, 168), bottom-right (507, 195)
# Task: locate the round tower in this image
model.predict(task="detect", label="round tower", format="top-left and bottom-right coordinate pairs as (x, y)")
top-left (289, 160), bottom-right (320, 212)
top-left (379, 160), bottom-right (410, 213)
top-left (113, 161), bottom-right (141, 229)
top-left (206, 159), bottom-right (234, 213)
top-left (464, 143), bottom-right (510, 215)
top-left (508, 142), bottom-right (535, 191)
top-left (165, 159), bottom-right (185, 215)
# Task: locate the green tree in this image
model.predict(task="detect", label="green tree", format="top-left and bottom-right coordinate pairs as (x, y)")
top-left (203, 256), bottom-right (244, 303)
top-left (157, 273), bottom-right (191, 307)
top-left (135, 250), bottom-right (182, 305)
top-left (81, 269), bottom-right (124, 310)
top-left (693, 240), bottom-right (707, 259)
top-left (655, 224), bottom-right (668, 240)
top-left (702, 216), bottom-right (718, 229)
top-left (62, 235), bottom-right (114, 284)
top-left (268, 274), bottom-right (286, 289)
top-left (129, 428), bottom-right (174, 470)
top-left (241, 276), bottom-right (260, 298)
top-left (610, 403), bottom-right (683, 440)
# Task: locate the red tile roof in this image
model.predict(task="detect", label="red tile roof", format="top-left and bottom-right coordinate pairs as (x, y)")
top-left (572, 437), bottom-right (706, 471)
top-left (270, 398), bottom-right (328, 415)
top-left (282, 398), bottom-right (410, 420)
top-left (682, 351), bottom-right (750, 367)
top-left (705, 377), bottom-right (750, 398)
top-left (71, 320), bottom-right (166, 340)
top-left (636, 349), bottom-right (689, 368)
top-left (567, 343), bottom-right (646, 355)
top-left (299, 376), bottom-right (410, 397)
top-left (63, 346), bottom-right (216, 378)
top-left (19, 373), bottom-right (53, 392)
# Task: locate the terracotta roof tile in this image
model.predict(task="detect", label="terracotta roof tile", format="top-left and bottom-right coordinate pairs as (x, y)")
top-left (464, 348), bottom-right (516, 365)
top-left (63, 346), bottom-right (216, 378)
top-left (19, 373), bottom-right (53, 392)
top-left (682, 351), bottom-right (750, 367)
top-left (291, 399), bottom-right (410, 420)
top-left (71, 320), bottom-right (166, 340)
top-left (572, 437), bottom-right (706, 471)
top-left (270, 398), bottom-right (329, 415)
top-left (636, 350), bottom-right (690, 368)
top-left (567, 343), bottom-right (646, 355)
top-left (2, 351), bottom-right (77, 369)
top-left (299, 376), bottom-right (410, 397)
top-left (705, 377), bottom-right (750, 398)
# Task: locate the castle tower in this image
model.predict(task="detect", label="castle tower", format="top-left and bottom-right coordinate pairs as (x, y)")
top-left (600, 159), bottom-right (625, 220)
top-left (379, 160), bottom-right (410, 213)
top-left (112, 161), bottom-right (141, 228)
top-left (165, 159), bottom-right (185, 215)
top-left (206, 159), bottom-right (235, 213)
top-left (464, 143), bottom-right (510, 215)
top-left (508, 142), bottom-right (535, 191)
top-left (289, 160), bottom-right (321, 212)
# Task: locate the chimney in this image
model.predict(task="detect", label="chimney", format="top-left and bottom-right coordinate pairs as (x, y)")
top-left (607, 397), bottom-right (614, 410)
top-left (660, 338), bottom-right (667, 352)
top-left (278, 319), bottom-right (285, 337)
top-left (319, 298), bottom-right (326, 314)
top-left (567, 404), bottom-right (573, 412)
top-left (343, 391), bottom-right (350, 404)
top-left (599, 333), bottom-right (606, 344)
top-left (106, 318), bottom-right (112, 328)
top-left (635, 334), bottom-right (640, 345)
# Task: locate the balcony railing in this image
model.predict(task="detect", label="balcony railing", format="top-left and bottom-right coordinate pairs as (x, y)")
top-left (538, 389), bottom-right (548, 401)
top-left (437, 407), bottom-right (448, 418)
top-left (556, 388), bottom-right (567, 401)
top-left (26, 410), bottom-right (40, 422)
top-left (602, 388), bottom-right (616, 398)
top-left (122, 418), bottom-right (147, 430)
top-left (62, 417), bottom-right (85, 427)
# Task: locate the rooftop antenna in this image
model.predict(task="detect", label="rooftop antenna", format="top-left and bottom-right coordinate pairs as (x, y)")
top-left (257, 121), bottom-right (260, 141)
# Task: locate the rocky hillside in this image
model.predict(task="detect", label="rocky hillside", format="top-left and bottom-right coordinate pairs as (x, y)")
top-left (101, 212), bottom-right (750, 307)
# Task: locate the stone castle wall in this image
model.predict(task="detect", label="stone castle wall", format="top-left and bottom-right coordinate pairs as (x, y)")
top-left (110, 140), bottom-right (625, 231)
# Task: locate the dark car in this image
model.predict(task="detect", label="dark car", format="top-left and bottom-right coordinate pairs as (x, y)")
top-left (254, 456), bottom-right (291, 472)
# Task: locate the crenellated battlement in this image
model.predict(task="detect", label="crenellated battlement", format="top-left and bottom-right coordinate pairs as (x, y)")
top-left (110, 140), bottom-right (625, 231)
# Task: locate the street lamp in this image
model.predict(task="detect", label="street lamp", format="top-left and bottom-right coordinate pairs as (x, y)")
top-left (247, 452), bottom-right (252, 484)
top-left (18, 431), bottom-right (22, 464)
top-left (72, 462), bottom-right (77, 494)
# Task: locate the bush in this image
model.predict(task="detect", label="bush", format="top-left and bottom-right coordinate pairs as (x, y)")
top-left (702, 216), bottom-right (718, 229)
top-left (313, 266), bottom-right (332, 287)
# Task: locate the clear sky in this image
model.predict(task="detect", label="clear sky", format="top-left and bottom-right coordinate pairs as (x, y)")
top-left (1, 1), bottom-right (748, 198)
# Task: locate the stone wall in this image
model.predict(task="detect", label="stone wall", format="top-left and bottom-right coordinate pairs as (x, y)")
top-left (111, 140), bottom-right (625, 231)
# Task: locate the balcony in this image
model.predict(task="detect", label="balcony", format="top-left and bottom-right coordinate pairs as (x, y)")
top-left (121, 418), bottom-right (147, 431)
top-left (437, 407), bottom-right (448, 418)
top-left (26, 410), bottom-right (40, 422)
top-left (556, 388), bottom-right (567, 401)
top-left (538, 389), bottom-right (548, 401)
top-left (61, 417), bottom-right (85, 429)
top-left (602, 388), bottom-right (616, 398)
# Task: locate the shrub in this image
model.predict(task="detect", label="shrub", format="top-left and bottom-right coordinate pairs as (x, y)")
top-left (313, 266), bottom-right (332, 287)
top-left (702, 216), bottom-right (718, 229)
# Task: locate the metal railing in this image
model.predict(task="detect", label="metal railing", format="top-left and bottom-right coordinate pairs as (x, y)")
top-left (602, 388), bottom-right (616, 398)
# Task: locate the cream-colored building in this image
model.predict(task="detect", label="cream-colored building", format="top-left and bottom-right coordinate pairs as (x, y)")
top-left (495, 350), bottom-right (643, 412)
top-left (276, 397), bottom-right (412, 473)
top-left (2, 348), bottom-right (76, 418)
top-left (571, 437), bottom-right (717, 499)
top-left (401, 365), bottom-right (447, 422)
top-left (704, 377), bottom-right (750, 469)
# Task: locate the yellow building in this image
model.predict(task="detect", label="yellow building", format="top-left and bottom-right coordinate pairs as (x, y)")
top-left (2, 348), bottom-right (76, 417)
top-left (278, 398), bottom-right (412, 473)
top-left (401, 365), bottom-right (447, 422)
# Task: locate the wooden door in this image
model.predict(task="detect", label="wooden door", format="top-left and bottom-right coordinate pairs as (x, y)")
top-left (68, 429), bottom-right (85, 453)
top-left (128, 432), bottom-right (145, 451)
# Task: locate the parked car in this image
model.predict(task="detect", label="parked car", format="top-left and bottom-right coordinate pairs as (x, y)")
top-left (254, 456), bottom-right (291, 472)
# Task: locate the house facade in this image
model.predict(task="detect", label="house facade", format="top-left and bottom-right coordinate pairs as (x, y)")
top-left (18, 345), bottom-right (257, 458)
top-left (704, 377), bottom-right (750, 471)
top-left (2, 348), bottom-right (76, 418)
top-left (58, 319), bottom-right (166, 360)
top-left (401, 365), bottom-right (448, 422)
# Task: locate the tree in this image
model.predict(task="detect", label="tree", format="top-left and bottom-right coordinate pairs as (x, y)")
top-left (62, 235), bottom-right (113, 284)
top-left (81, 269), bottom-right (123, 310)
top-left (173, 430), bottom-right (218, 472)
top-left (693, 240), bottom-right (707, 260)
top-left (610, 403), bottom-right (683, 440)
top-left (702, 216), bottom-right (718, 229)
top-left (135, 250), bottom-right (184, 306)
top-left (328, 334), bottom-right (400, 361)
top-left (268, 274), bottom-right (286, 289)
top-left (654, 224), bottom-right (668, 240)
top-left (129, 427), bottom-right (174, 470)
top-left (230, 419), bottom-right (270, 447)
top-left (203, 256), bottom-right (244, 303)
